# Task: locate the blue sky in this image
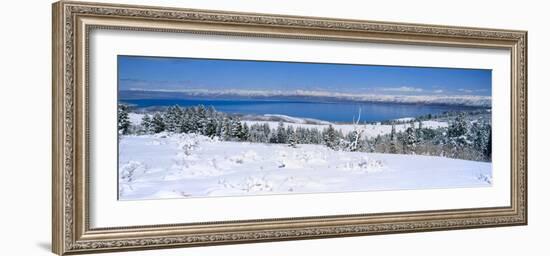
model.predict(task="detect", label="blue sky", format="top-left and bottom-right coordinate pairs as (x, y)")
top-left (118, 55), bottom-right (491, 96)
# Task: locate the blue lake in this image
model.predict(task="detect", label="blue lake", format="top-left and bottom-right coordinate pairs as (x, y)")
top-left (121, 98), bottom-right (481, 123)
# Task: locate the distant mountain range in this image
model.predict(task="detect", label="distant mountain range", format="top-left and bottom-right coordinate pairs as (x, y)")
top-left (119, 88), bottom-right (492, 107)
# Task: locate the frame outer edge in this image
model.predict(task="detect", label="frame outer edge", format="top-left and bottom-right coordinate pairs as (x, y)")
top-left (52, 1), bottom-right (65, 255)
top-left (54, 1), bottom-right (528, 254)
top-left (522, 31), bottom-right (528, 225)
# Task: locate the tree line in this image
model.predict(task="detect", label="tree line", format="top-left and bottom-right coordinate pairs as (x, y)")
top-left (118, 104), bottom-right (491, 162)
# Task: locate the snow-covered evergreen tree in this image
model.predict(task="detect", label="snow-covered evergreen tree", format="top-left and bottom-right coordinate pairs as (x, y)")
top-left (287, 126), bottom-right (297, 147)
top-left (262, 123), bottom-right (271, 143)
top-left (417, 121), bottom-right (424, 143)
top-left (180, 108), bottom-right (193, 133)
top-left (248, 124), bottom-right (266, 143)
top-left (389, 124), bottom-right (398, 154)
top-left (323, 125), bottom-right (339, 150)
top-left (403, 125), bottom-right (417, 154)
top-left (239, 122), bottom-right (250, 141)
top-left (140, 114), bottom-right (152, 134)
top-left (275, 121), bottom-right (287, 144)
top-left (230, 118), bottom-right (243, 140)
top-left (310, 128), bottom-right (323, 144)
top-left (204, 118), bottom-right (218, 138)
top-left (470, 122), bottom-right (492, 161)
top-left (195, 105), bottom-right (208, 134)
top-left (448, 112), bottom-right (468, 138)
top-left (150, 112), bottom-right (165, 133)
top-left (203, 106), bottom-right (219, 137)
top-left (117, 104), bottom-right (131, 135)
top-left (187, 107), bottom-right (200, 133)
top-left (163, 105), bottom-right (183, 132)
top-left (447, 112), bottom-right (469, 157)
top-left (220, 117), bottom-right (232, 141)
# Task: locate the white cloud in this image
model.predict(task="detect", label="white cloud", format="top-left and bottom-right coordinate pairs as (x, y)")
top-left (458, 88), bottom-right (474, 93)
top-left (433, 89), bottom-right (444, 94)
top-left (380, 86), bottom-right (424, 92)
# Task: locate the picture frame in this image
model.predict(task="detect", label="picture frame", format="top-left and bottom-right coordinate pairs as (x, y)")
top-left (52, 1), bottom-right (527, 255)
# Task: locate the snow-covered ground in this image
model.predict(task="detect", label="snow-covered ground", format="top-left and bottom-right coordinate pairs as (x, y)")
top-left (118, 133), bottom-right (491, 200)
top-left (243, 120), bottom-right (448, 139)
top-left (394, 117), bottom-right (415, 122)
top-left (256, 114), bottom-right (332, 125)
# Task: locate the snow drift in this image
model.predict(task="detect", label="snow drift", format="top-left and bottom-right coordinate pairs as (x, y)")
top-left (118, 133), bottom-right (491, 200)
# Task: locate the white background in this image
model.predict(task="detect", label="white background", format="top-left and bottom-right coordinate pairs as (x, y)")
top-left (0, 0), bottom-right (547, 255)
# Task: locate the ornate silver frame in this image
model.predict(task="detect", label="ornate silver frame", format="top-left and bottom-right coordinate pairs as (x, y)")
top-left (52, 1), bottom-right (527, 255)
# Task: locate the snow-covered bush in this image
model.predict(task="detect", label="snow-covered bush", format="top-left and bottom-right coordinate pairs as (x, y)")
top-left (120, 161), bottom-right (147, 182)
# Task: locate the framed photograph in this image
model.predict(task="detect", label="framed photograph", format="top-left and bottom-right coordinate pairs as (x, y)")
top-left (52, 1), bottom-right (527, 255)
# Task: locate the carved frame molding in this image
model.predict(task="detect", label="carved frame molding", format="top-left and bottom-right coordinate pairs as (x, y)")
top-left (52, 1), bottom-right (527, 255)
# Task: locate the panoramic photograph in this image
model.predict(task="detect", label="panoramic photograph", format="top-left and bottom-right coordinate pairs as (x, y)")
top-left (117, 55), bottom-right (493, 200)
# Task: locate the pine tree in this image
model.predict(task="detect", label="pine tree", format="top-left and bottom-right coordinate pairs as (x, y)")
top-left (117, 104), bottom-right (131, 135)
top-left (220, 117), bottom-right (232, 141)
top-left (214, 114), bottom-right (224, 137)
top-left (163, 105), bottom-right (183, 133)
top-left (323, 125), bottom-right (339, 150)
top-left (275, 122), bottom-right (287, 144)
top-left (404, 125), bottom-right (417, 154)
top-left (186, 107), bottom-right (199, 133)
top-left (204, 118), bottom-right (217, 138)
top-left (140, 114), bottom-right (152, 134)
top-left (262, 123), bottom-right (271, 143)
top-left (203, 106), bottom-right (218, 137)
top-left (310, 128), bottom-right (322, 144)
top-left (150, 112), bottom-right (165, 133)
top-left (447, 112), bottom-right (469, 157)
top-left (269, 129), bottom-right (278, 143)
top-left (287, 126), bottom-right (297, 147)
top-left (180, 108), bottom-right (193, 133)
top-left (230, 119), bottom-right (243, 139)
top-left (248, 124), bottom-right (265, 142)
top-left (448, 112), bottom-right (468, 138)
top-left (196, 105), bottom-right (208, 134)
top-left (304, 128), bottom-right (312, 144)
top-left (471, 122), bottom-right (492, 161)
top-left (417, 121), bottom-right (424, 142)
top-left (389, 124), bottom-right (398, 153)
top-left (239, 122), bottom-right (250, 141)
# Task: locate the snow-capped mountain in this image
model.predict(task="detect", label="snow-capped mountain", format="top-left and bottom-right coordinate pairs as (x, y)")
top-left (121, 88), bottom-right (491, 107)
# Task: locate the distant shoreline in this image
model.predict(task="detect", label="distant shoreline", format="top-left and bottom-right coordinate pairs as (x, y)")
top-left (120, 98), bottom-right (490, 124)
top-left (119, 89), bottom-right (492, 108)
